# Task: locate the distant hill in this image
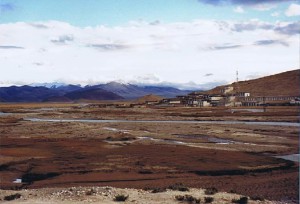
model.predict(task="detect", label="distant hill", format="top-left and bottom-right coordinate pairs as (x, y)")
top-left (0, 82), bottom-right (195, 102)
top-left (52, 84), bottom-right (82, 92)
top-left (64, 88), bottom-right (123, 101)
top-left (203, 69), bottom-right (300, 97)
top-left (93, 82), bottom-right (192, 99)
top-left (135, 94), bottom-right (163, 104)
top-left (93, 82), bottom-right (147, 99)
top-left (43, 96), bottom-right (72, 102)
top-left (0, 86), bottom-right (63, 102)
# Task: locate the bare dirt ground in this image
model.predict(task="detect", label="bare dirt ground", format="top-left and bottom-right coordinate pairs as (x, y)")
top-left (0, 103), bottom-right (299, 203)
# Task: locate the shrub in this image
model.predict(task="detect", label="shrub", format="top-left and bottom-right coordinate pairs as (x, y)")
top-left (175, 195), bottom-right (185, 201)
top-left (175, 195), bottom-right (200, 203)
top-left (204, 187), bottom-right (218, 195)
top-left (168, 183), bottom-right (189, 191)
top-left (151, 187), bottom-right (166, 193)
top-left (138, 169), bottom-right (153, 174)
top-left (229, 189), bottom-right (236, 194)
top-left (114, 194), bottom-right (129, 202)
top-left (85, 188), bottom-right (96, 196)
top-left (232, 196), bottom-right (248, 204)
top-left (204, 197), bottom-right (214, 203)
top-left (185, 195), bottom-right (196, 202)
top-left (4, 193), bottom-right (21, 201)
top-left (250, 196), bottom-right (264, 201)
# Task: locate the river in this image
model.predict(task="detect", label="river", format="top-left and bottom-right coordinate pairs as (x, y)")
top-left (24, 118), bottom-right (300, 127)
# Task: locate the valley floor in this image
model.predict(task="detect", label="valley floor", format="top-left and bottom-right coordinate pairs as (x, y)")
top-left (0, 103), bottom-right (299, 203)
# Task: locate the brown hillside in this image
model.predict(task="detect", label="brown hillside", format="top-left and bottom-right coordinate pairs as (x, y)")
top-left (135, 94), bottom-right (163, 103)
top-left (204, 69), bottom-right (300, 97)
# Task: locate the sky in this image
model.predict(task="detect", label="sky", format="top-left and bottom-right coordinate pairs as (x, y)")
top-left (0, 0), bottom-right (299, 89)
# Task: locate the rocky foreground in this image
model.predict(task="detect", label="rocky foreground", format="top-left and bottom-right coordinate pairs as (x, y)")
top-left (0, 186), bottom-right (285, 204)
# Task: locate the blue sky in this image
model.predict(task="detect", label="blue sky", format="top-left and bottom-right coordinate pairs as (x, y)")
top-left (0, 0), bottom-right (298, 26)
top-left (0, 0), bottom-right (299, 88)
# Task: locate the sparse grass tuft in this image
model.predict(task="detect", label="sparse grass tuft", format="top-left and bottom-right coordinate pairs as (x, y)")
top-left (138, 169), bottom-right (153, 174)
top-left (204, 196), bottom-right (214, 203)
top-left (250, 196), bottom-right (264, 201)
top-left (114, 194), bottom-right (129, 202)
top-left (150, 187), bottom-right (166, 193)
top-left (4, 193), bottom-right (21, 201)
top-left (229, 189), bottom-right (237, 194)
top-left (175, 195), bottom-right (200, 203)
top-left (232, 196), bottom-right (248, 204)
top-left (168, 183), bottom-right (189, 191)
top-left (204, 187), bottom-right (218, 195)
top-left (175, 195), bottom-right (185, 201)
top-left (85, 188), bottom-right (96, 195)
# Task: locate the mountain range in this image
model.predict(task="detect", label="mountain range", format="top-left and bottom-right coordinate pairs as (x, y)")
top-left (0, 82), bottom-right (193, 102)
top-left (1, 69), bottom-right (298, 102)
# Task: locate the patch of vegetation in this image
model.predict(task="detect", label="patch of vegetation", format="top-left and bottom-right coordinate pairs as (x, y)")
top-left (168, 183), bottom-right (189, 191)
top-left (4, 193), bottom-right (21, 201)
top-left (85, 188), bottom-right (96, 196)
top-left (114, 194), bottom-right (129, 202)
top-left (204, 187), bottom-right (218, 195)
top-left (232, 196), bottom-right (248, 204)
top-left (175, 195), bottom-right (200, 203)
top-left (250, 196), bottom-right (264, 201)
top-left (204, 197), bottom-right (214, 203)
top-left (138, 169), bottom-right (153, 174)
top-left (21, 172), bottom-right (60, 184)
top-left (229, 189), bottom-right (237, 194)
top-left (150, 187), bottom-right (166, 193)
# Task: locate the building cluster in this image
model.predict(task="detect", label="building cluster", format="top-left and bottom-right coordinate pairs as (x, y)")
top-left (87, 85), bottom-right (300, 108)
top-left (143, 86), bottom-right (300, 107)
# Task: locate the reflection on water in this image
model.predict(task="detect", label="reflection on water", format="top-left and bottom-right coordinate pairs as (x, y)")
top-left (275, 154), bottom-right (299, 163)
top-left (13, 178), bottom-right (22, 183)
top-left (25, 118), bottom-right (300, 127)
top-left (137, 136), bottom-right (186, 145)
top-left (0, 112), bottom-right (12, 116)
top-left (175, 134), bottom-right (237, 144)
top-left (230, 109), bottom-right (264, 113)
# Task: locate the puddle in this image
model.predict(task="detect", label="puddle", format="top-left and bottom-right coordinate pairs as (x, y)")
top-left (137, 136), bottom-right (187, 145)
top-left (13, 178), bottom-right (22, 183)
top-left (0, 112), bottom-right (12, 116)
top-left (230, 109), bottom-right (264, 113)
top-left (103, 127), bottom-right (130, 133)
top-left (275, 154), bottom-right (299, 163)
top-left (175, 134), bottom-right (238, 144)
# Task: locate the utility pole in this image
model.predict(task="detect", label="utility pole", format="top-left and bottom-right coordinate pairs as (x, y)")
top-left (234, 70), bottom-right (239, 107)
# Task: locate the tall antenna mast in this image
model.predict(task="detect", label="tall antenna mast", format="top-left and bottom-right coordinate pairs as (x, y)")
top-left (236, 70), bottom-right (239, 83)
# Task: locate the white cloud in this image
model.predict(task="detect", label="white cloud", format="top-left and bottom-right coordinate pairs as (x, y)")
top-left (0, 20), bottom-right (298, 87)
top-left (285, 3), bottom-right (300, 16)
top-left (251, 4), bottom-right (277, 11)
top-left (234, 6), bottom-right (244, 13)
top-left (271, 12), bottom-right (280, 17)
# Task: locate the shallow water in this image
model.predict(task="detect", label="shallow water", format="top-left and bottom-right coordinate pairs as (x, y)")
top-left (230, 109), bottom-right (264, 113)
top-left (25, 118), bottom-right (300, 127)
top-left (0, 112), bottom-right (12, 116)
top-left (175, 134), bottom-right (237, 144)
top-left (275, 154), bottom-right (299, 163)
top-left (137, 136), bottom-right (186, 145)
